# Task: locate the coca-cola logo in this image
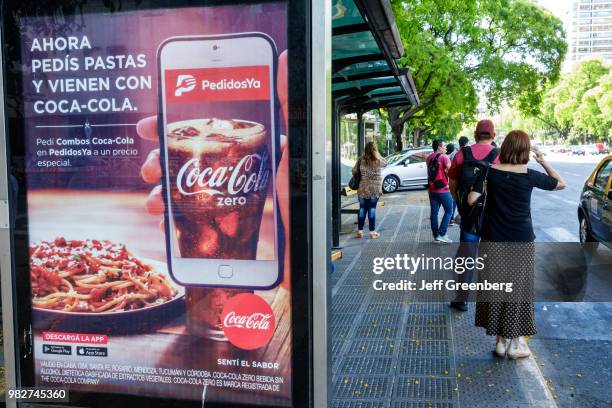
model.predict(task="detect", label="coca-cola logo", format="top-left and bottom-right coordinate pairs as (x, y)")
top-left (176, 151), bottom-right (270, 199)
top-left (221, 293), bottom-right (275, 350)
top-left (224, 312), bottom-right (272, 330)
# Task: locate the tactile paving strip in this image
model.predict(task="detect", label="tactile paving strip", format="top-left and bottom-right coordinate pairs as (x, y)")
top-left (405, 313), bottom-right (448, 326)
top-left (397, 357), bottom-right (452, 376)
top-left (334, 292), bottom-right (370, 305)
top-left (332, 313), bottom-right (358, 327)
top-left (332, 339), bottom-right (345, 356)
top-left (361, 313), bottom-right (401, 326)
top-left (355, 323), bottom-right (398, 339)
top-left (342, 276), bottom-right (372, 286)
top-left (390, 402), bottom-right (453, 408)
top-left (331, 324), bottom-right (354, 342)
top-left (408, 303), bottom-right (447, 314)
top-left (339, 356), bottom-right (394, 375)
top-left (333, 301), bottom-right (360, 314)
top-left (398, 340), bottom-right (450, 357)
top-left (332, 401), bottom-right (385, 408)
top-left (347, 339), bottom-right (396, 355)
top-left (370, 291), bottom-right (411, 304)
top-left (392, 377), bottom-right (454, 400)
top-left (403, 326), bottom-right (449, 340)
top-left (333, 376), bottom-right (390, 399)
top-left (336, 285), bottom-right (369, 297)
top-left (366, 303), bottom-right (402, 314)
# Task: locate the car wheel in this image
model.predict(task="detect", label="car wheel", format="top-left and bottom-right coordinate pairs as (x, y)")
top-left (382, 176), bottom-right (399, 193)
top-left (579, 213), bottom-right (598, 252)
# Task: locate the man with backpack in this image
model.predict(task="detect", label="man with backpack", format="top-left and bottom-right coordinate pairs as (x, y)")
top-left (426, 140), bottom-right (453, 243)
top-left (448, 120), bottom-right (500, 311)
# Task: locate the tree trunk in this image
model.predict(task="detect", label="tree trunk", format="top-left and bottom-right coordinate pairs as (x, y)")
top-left (392, 123), bottom-right (404, 151)
top-left (388, 108), bottom-right (404, 151)
top-left (413, 128), bottom-right (422, 147)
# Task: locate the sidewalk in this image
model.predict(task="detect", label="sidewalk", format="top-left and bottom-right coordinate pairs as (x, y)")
top-left (331, 199), bottom-right (555, 407)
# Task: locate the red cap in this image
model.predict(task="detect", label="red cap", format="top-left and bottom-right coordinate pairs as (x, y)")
top-left (475, 119), bottom-right (495, 136)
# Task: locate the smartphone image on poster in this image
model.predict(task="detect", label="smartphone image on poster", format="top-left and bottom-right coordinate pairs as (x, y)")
top-left (157, 33), bottom-right (281, 288)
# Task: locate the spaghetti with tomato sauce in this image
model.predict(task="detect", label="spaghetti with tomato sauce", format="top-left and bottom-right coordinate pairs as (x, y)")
top-left (30, 237), bottom-right (178, 313)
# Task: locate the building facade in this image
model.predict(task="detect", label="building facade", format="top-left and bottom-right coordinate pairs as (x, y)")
top-left (569, 0), bottom-right (612, 62)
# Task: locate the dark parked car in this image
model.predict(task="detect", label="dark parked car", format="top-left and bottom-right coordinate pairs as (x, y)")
top-left (578, 155), bottom-right (612, 250)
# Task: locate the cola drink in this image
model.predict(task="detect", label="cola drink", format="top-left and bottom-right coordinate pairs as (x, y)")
top-left (167, 118), bottom-right (271, 340)
top-left (166, 118), bottom-right (271, 260)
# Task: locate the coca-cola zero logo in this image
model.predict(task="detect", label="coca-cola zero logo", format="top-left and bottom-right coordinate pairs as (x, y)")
top-left (176, 151), bottom-right (270, 206)
top-left (221, 293), bottom-right (275, 350)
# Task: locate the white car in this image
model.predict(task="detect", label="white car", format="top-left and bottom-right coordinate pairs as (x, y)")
top-left (382, 148), bottom-right (431, 193)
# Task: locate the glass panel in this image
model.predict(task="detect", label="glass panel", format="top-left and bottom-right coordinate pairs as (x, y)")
top-left (367, 86), bottom-right (402, 96)
top-left (333, 60), bottom-right (390, 78)
top-left (332, 0), bottom-right (364, 28)
top-left (2, 1), bottom-right (299, 406)
top-left (339, 115), bottom-right (358, 184)
top-left (332, 31), bottom-right (381, 59)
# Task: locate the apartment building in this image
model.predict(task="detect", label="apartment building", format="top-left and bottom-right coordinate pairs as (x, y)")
top-left (569, 0), bottom-right (612, 62)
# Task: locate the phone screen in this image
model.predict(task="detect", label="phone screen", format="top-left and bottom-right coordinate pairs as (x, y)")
top-left (160, 37), bottom-right (278, 269)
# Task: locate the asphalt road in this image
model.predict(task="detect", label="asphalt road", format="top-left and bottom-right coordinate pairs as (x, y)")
top-left (528, 155), bottom-right (599, 243)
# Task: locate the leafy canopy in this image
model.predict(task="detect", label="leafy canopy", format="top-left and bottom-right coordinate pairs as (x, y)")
top-left (387, 0), bottom-right (566, 149)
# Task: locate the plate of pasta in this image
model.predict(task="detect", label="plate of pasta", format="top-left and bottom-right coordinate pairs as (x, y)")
top-left (30, 237), bottom-right (183, 316)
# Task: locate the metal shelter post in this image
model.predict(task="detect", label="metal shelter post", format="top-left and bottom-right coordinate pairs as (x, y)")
top-left (332, 104), bottom-right (341, 248)
top-left (357, 111), bottom-right (365, 156)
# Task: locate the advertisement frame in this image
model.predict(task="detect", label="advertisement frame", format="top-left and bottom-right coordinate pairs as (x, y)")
top-left (0, 0), bottom-right (317, 407)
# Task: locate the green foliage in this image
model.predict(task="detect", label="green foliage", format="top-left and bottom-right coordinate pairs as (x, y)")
top-left (387, 0), bottom-right (567, 150)
top-left (530, 60), bottom-right (611, 143)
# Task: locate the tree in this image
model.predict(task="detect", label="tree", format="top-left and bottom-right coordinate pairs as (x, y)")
top-left (387, 0), bottom-right (567, 151)
top-left (526, 59), bottom-right (611, 143)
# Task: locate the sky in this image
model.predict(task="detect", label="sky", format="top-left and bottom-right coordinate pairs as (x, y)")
top-left (535, 0), bottom-right (572, 28)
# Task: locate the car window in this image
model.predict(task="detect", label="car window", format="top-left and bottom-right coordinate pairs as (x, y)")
top-left (594, 160), bottom-right (612, 191)
top-left (386, 153), bottom-right (408, 166)
top-left (406, 154), bottom-right (426, 164)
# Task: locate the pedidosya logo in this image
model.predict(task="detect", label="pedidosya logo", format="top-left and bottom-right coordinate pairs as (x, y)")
top-left (165, 66), bottom-right (270, 102)
top-left (221, 293), bottom-right (275, 350)
top-left (174, 74), bottom-right (196, 96)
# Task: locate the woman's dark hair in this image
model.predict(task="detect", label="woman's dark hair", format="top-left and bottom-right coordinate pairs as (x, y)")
top-left (500, 130), bottom-right (531, 165)
top-left (446, 143), bottom-right (455, 154)
top-left (363, 141), bottom-right (383, 165)
top-left (458, 136), bottom-right (469, 147)
top-left (432, 139), bottom-right (444, 151)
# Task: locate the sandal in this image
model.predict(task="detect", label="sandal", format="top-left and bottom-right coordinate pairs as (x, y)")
top-left (369, 231), bottom-right (380, 239)
top-left (356, 230), bottom-right (364, 238)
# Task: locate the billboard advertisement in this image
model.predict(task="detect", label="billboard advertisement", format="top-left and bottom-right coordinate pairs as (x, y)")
top-left (18, 2), bottom-right (291, 405)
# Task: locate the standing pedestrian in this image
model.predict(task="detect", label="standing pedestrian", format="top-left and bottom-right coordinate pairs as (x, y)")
top-left (467, 130), bottom-right (566, 358)
top-left (426, 140), bottom-right (453, 243)
top-left (448, 120), bottom-right (500, 311)
top-left (353, 142), bottom-right (386, 239)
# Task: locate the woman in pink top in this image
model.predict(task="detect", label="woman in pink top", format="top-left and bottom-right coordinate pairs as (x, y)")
top-left (426, 140), bottom-right (453, 243)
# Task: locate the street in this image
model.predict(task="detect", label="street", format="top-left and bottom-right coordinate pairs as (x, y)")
top-left (529, 154), bottom-right (599, 243)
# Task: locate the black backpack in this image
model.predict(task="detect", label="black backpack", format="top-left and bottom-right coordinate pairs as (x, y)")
top-left (427, 153), bottom-right (447, 190)
top-left (456, 146), bottom-right (498, 229)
